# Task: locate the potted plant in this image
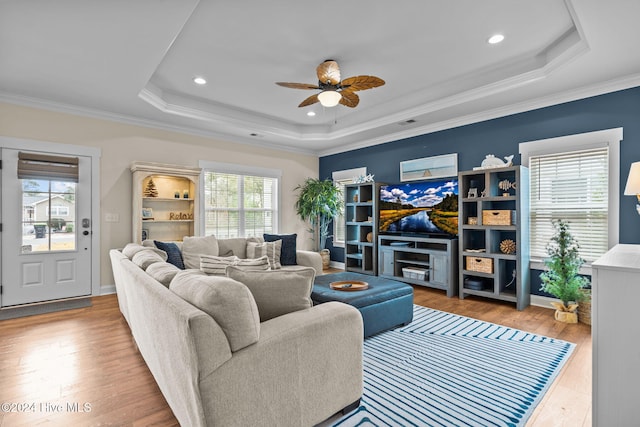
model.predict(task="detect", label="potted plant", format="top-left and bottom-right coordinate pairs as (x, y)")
top-left (294, 178), bottom-right (343, 267)
top-left (540, 219), bottom-right (589, 323)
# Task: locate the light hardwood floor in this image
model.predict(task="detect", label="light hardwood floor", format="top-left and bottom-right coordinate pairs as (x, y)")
top-left (0, 287), bottom-right (591, 427)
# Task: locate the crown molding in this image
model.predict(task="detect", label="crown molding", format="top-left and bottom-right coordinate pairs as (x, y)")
top-left (318, 73), bottom-right (640, 157)
top-left (0, 92), bottom-right (318, 156)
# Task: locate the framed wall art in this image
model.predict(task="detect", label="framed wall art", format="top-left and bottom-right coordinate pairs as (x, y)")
top-left (400, 153), bottom-right (458, 181)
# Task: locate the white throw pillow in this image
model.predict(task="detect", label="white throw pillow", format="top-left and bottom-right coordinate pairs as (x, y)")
top-left (246, 240), bottom-right (282, 269)
top-left (226, 266), bottom-right (315, 322)
top-left (182, 235), bottom-right (219, 269)
top-left (200, 255), bottom-right (240, 275)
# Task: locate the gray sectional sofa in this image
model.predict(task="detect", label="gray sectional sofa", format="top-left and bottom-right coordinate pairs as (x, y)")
top-left (109, 236), bottom-right (363, 427)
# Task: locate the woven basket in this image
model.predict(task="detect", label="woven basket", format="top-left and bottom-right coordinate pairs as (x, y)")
top-left (578, 290), bottom-right (592, 325)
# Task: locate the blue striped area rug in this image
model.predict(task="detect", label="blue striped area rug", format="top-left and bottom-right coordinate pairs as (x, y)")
top-left (332, 305), bottom-right (575, 427)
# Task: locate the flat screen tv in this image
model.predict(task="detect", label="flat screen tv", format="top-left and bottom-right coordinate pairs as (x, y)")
top-left (379, 179), bottom-right (458, 237)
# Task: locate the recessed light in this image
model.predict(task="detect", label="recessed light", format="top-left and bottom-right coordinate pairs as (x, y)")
top-left (488, 34), bottom-right (505, 44)
top-left (193, 76), bottom-right (207, 85)
top-left (307, 111), bottom-right (316, 117)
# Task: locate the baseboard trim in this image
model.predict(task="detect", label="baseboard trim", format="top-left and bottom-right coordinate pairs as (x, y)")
top-left (0, 297), bottom-right (92, 320)
top-left (100, 284), bottom-right (116, 295)
top-left (530, 295), bottom-right (556, 309)
top-left (329, 261), bottom-right (345, 270)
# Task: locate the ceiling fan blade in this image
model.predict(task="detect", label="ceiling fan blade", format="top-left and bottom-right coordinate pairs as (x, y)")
top-left (339, 90), bottom-right (360, 108)
top-left (316, 60), bottom-right (341, 85)
top-left (340, 75), bottom-right (385, 91)
top-left (276, 82), bottom-right (320, 90)
top-left (298, 93), bottom-right (320, 107)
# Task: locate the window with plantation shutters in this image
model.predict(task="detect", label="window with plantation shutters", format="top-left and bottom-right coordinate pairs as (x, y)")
top-left (529, 148), bottom-right (609, 262)
top-left (520, 128), bottom-right (622, 266)
top-left (201, 162), bottom-right (280, 239)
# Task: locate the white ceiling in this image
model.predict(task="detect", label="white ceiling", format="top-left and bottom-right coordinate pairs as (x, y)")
top-left (2, 0), bottom-right (640, 156)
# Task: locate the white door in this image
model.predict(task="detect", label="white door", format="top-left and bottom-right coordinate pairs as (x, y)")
top-left (1, 148), bottom-right (92, 307)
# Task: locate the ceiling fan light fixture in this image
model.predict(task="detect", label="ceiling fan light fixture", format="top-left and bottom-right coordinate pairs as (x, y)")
top-left (488, 34), bottom-right (505, 44)
top-left (317, 90), bottom-right (342, 107)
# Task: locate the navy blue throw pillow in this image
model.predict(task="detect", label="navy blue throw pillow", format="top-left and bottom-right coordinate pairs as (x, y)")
top-left (154, 240), bottom-right (185, 270)
top-left (264, 233), bottom-right (297, 265)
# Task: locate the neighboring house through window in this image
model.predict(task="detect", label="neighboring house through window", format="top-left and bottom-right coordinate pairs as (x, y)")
top-left (332, 167), bottom-right (367, 247)
top-left (519, 128), bottom-right (621, 268)
top-left (200, 161), bottom-right (280, 238)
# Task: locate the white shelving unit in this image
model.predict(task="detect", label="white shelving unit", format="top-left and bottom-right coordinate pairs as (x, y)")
top-left (131, 161), bottom-right (201, 244)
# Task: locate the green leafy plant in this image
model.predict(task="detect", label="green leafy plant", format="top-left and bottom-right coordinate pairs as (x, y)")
top-left (294, 178), bottom-right (343, 252)
top-left (540, 219), bottom-right (589, 309)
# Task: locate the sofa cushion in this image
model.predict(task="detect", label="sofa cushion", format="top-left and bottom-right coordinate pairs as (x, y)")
top-left (264, 233), bottom-right (297, 265)
top-left (200, 255), bottom-right (240, 275)
top-left (247, 240), bottom-right (282, 269)
top-left (217, 237), bottom-right (262, 258)
top-left (122, 243), bottom-right (168, 261)
top-left (146, 262), bottom-right (181, 287)
top-left (131, 249), bottom-right (167, 270)
top-left (182, 235), bottom-right (219, 269)
top-left (153, 240), bottom-right (185, 269)
top-left (170, 270), bottom-right (260, 352)
top-left (226, 265), bottom-right (315, 322)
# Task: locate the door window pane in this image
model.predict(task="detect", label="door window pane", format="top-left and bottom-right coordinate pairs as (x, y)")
top-left (21, 179), bottom-right (76, 253)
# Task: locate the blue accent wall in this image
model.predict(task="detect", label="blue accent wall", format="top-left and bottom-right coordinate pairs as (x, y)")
top-left (320, 86), bottom-right (640, 295)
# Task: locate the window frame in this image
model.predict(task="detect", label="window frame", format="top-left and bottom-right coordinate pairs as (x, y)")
top-left (331, 167), bottom-right (367, 248)
top-left (519, 127), bottom-right (622, 271)
top-left (198, 160), bottom-right (282, 238)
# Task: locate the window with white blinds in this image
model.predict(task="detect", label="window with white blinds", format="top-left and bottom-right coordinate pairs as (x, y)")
top-left (332, 167), bottom-right (367, 247)
top-left (202, 170), bottom-right (278, 239)
top-left (529, 148), bottom-right (609, 262)
top-left (333, 178), bottom-right (351, 245)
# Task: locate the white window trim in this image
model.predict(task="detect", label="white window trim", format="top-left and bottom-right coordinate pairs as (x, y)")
top-left (519, 127), bottom-right (622, 271)
top-left (198, 160), bottom-right (282, 236)
top-left (331, 167), bottom-right (367, 248)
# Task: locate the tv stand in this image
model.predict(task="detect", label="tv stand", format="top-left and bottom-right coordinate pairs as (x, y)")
top-left (378, 235), bottom-right (458, 297)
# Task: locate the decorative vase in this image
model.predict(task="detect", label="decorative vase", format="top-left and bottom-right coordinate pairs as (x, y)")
top-left (319, 249), bottom-right (331, 270)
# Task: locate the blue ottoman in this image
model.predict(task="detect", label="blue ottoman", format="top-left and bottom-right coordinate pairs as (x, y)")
top-left (312, 272), bottom-right (414, 338)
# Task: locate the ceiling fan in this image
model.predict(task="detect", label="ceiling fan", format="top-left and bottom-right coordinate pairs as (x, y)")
top-left (276, 60), bottom-right (385, 108)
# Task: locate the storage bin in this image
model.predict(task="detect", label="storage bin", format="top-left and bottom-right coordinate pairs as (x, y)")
top-left (402, 267), bottom-right (427, 280)
top-left (482, 210), bottom-right (515, 226)
top-left (466, 256), bottom-right (493, 273)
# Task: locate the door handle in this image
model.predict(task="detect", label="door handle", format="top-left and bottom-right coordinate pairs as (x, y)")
top-left (83, 230), bottom-right (90, 236)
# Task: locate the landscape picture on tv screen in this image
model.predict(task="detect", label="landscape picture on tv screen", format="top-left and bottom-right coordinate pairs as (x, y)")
top-left (379, 179), bottom-right (458, 236)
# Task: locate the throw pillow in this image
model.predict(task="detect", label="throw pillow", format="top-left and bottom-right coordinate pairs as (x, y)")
top-left (226, 265), bottom-right (315, 322)
top-left (200, 255), bottom-right (240, 275)
top-left (170, 271), bottom-right (260, 352)
top-left (122, 243), bottom-right (168, 261)
top-left (263, 233), bottom-right (297, 265)
top-left (146, 262), bottom-right (181, 287)
top-left (131, 249), bottom-right (166, 270)
top-left (246, 240), bottom-right (282, 269)
top-left (235, 256), bottom-right (270, 272)
top-left (154, 240), bottom-right (185, 269)
top-left (182, 235), bottom-right (219, 269)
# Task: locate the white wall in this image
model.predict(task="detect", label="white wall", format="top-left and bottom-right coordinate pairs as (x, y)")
top-left (0, 102), bottom-right (319, 290)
